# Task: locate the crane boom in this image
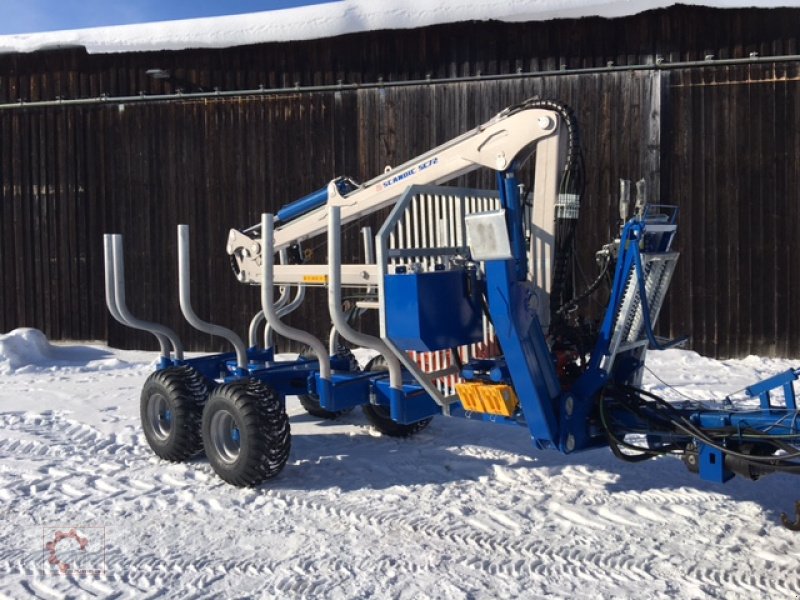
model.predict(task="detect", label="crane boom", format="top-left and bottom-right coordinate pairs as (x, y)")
top-left (226, 99), bottom-right (569, 309)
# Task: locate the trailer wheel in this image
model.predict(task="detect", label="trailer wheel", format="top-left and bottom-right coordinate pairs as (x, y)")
top-left (140, 366), bottom-right (208, 462)
top-left (202, 380), bottom-right (290, 487)
top-left (297, 346), bottom-right (356, 419)
top-left (298, 394), bottom-right (351, 419)
top-left (362, 355), bottom-right (432, 437)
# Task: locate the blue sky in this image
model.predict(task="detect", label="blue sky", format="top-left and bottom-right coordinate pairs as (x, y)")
top-left (0, 0), bottom-right (341, 35)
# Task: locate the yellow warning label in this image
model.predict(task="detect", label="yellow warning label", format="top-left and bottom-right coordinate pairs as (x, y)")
top-left (303, 274), bottom-right (328, 284)
top-left (455, 382), bottom-right (519, 417)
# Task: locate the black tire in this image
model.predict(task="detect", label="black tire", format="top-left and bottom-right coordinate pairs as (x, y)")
top-left (297, 346), bottom-right (356, 419)
top-left (298, 394), bottom-right (350, 419)
top-left (202, 379), bottom-right (290, 487)
top-left (140, 365), bottom-right (208, 462)
top-left (362, 355), bottom-right (433, 437)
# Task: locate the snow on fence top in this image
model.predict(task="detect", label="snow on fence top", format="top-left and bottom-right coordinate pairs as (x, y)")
top-left (0, 0), bottom-right (792, 55)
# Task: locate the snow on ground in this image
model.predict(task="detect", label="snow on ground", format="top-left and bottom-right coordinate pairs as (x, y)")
top-left (0, 1), bottom-right (794, 54)
top-left (0, 327), bottom-right (799, 598)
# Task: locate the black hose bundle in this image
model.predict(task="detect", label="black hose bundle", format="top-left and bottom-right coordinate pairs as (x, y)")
top-left (600, 383), bottom-right (800, 477)
top-left (515, 99), bottom-right (585, 329)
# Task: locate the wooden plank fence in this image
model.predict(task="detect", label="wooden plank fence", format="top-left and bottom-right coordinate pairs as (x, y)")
top-left (1, 5), bottom-right (800, 357)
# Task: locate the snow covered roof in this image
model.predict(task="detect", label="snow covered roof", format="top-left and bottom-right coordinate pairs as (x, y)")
top-left (0, 0), bottom-right (794, 55)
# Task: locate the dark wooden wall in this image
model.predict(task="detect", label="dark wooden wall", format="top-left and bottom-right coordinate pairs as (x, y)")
top-left (0, 73), bottom-right (657, 352)
top-left (663, 62), bottom-right (800, 357)
top-left (1, 5), bottom-right (799, 358)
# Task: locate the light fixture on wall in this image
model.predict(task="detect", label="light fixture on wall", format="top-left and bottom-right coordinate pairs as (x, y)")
top-left (145, 68), bottom-right (207, 92)
top-left (145, 68), bottom-right (171, 80)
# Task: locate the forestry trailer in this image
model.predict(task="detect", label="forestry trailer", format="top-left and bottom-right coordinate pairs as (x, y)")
top-left (104, 97), bottom-right (800, 527)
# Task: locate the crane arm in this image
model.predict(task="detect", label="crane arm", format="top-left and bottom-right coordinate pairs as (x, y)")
top-left (227, 98), bottom-right (570, 284)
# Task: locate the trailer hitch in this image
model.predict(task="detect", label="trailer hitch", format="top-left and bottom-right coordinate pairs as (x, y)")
top-left (780, 501), bottom-right (800, 531)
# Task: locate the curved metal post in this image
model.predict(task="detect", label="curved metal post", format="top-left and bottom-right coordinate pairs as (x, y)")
top-left (105, 234), bottom-right (184, 360)
top-left (328, 326), bottom-right (339, 356)
top-left (248, 285), bottom-right (290, 348)
top-left (247, 250), bottom-right (290, 348)
top-left (361, 226), bottom-right (375, 294)
top-left (177, 224), bottom-right (248, 371)
top-left (248, 312), bottom-right (266, 349)
top-left (103, 236), bottom-right (135, 332)
top-left (361, 226), bottom-right (375, 263)
top-left (329, 206), bottom-right (402, 389)
top-left (261, 213), bottom-right (330, 379)
top-left (264, 285), bottom-right (306, 350)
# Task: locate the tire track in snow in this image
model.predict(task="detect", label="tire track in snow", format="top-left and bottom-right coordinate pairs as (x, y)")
top-left (0, 412), bottom-right (143, 462)
top-left (250, 487), bottom-right (662, 591)
top-left (0, 413), bottom-right (650, 598)
top-left (685, 562), bottom-right (800, 597)
top-left (2, 409), bottom-right (798, 598)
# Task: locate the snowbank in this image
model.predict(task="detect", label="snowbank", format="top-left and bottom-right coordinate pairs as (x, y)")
top-left (0, 0), bottom-right (793, 55)
top-left (0, 328), bottom-right (119, 373)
